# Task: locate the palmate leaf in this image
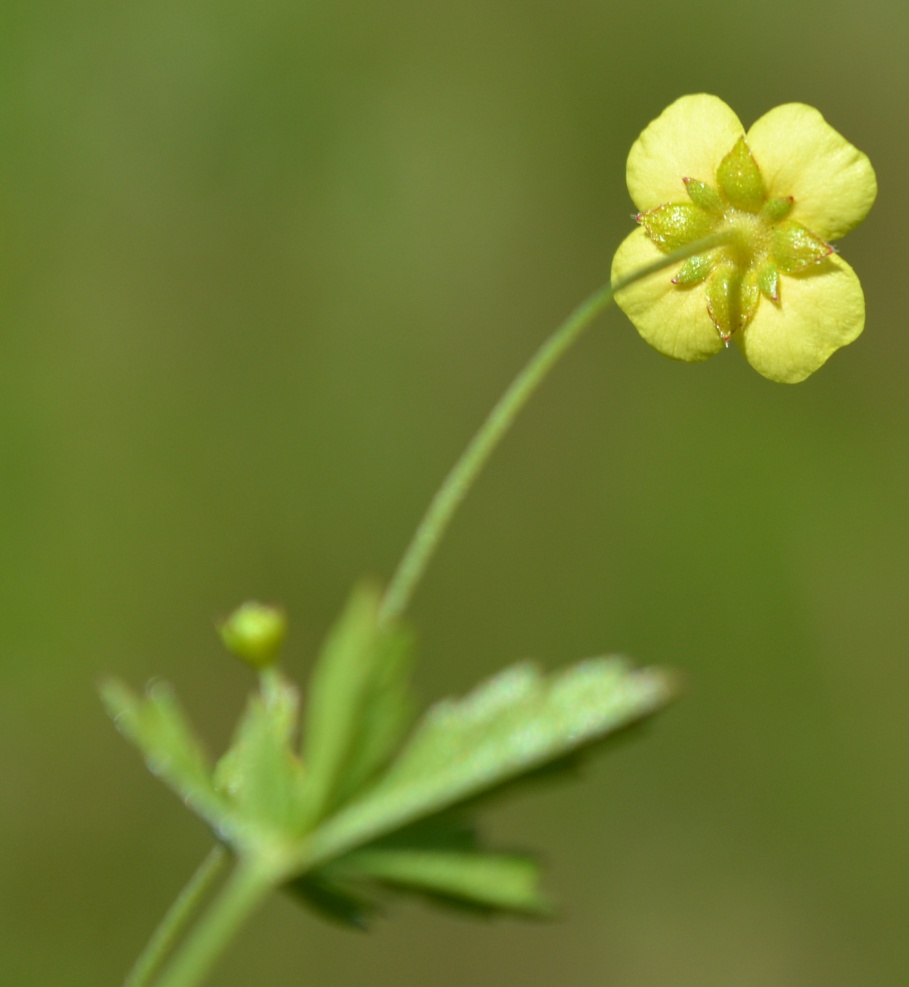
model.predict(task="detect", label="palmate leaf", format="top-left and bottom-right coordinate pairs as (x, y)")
top-left (103, 585), bottom-right (677, 927)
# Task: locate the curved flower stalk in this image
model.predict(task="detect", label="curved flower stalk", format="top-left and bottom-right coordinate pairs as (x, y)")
top-left (612, 94), bottom-right (877, 382)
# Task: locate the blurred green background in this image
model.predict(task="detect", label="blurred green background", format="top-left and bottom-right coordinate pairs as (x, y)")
top-left (2, 1), bottom-right (907, 984)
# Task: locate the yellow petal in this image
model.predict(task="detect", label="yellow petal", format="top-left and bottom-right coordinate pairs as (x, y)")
top-left (736, 256), bottom-right (865, 383)
top-left (746, 104), bottom-right (877, 242)
top-left (612, 228), bottom-right (724, 362)
top-left (626, 94), bottom-right (744, 213)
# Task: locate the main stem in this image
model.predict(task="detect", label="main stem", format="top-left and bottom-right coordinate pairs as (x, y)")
top-left (379, 235), bottom-right (726, 624)
top-left (123, 846), bottom-right (228, 987)
top-left (149, 861), bottom-right (276, 987)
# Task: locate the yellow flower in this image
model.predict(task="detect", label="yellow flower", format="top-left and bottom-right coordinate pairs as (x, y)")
top-left (612, 95), bottom-right (877, 383)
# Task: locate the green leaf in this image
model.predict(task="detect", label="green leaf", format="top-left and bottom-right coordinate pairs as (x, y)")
top-left (286, 871), bottom-right (382, 930)
top-left (100, 678), bottom-right (232, 838)
top-left (302, 657), bottom-right (675, 869)
top-left (332, 623), bottom-right (416, 805)
top-left (339, 847), bottom-right (549, 916)
top-left (212, 669), bottom-right (305, 844)
top-left (300, 583), bottom-right (415, 828)
top-left (296, 815), bottom-right (548, 922)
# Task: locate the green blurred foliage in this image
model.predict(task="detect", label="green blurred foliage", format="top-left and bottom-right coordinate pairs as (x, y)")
top-left (1, 0), bottom-right (907, 984)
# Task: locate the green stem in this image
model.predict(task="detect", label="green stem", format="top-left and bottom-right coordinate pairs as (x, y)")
top-left (149, 861), bottom-right (276, 987)
top-left (123, 845), bottom-right (228, 987)
top-left (379, 234), bottom-right (727, 624)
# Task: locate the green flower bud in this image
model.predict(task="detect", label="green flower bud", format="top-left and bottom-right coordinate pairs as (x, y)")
top-left (219, 601), bottom-right (287, 669)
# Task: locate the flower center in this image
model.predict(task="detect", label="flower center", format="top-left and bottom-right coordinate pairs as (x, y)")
top-left (723, 210), bottom-right (767, 265)
top-left (635, 136), bottom-right (834, 342)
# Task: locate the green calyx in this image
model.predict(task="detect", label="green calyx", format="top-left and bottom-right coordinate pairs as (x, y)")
top-left (636, 203), bottom-right (716, 251)
top-left (705, 264), bottom-right (760, 341)
top-left (763, 196), bottom-right (794, 222)
top-left (683, 177), bottom-right (724, 214)
top-left (772, 221), bottom-right (833, 272)
top-left (637, 134), bottom-right (833, 342)
top-left (672, 253), bottom-right (714, 286)
top-left (716, 137), bottom-right (766, 212)
top-left (757, 263), bottom-right (780, 302)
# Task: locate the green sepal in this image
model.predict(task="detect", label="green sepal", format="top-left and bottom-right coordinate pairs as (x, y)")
top-left (672, 254), bottom-right (714, 286)
top-left (763, 196), bottom-right (794, 223)
top-left (716, 137), bottom-right (766, 213)
top-left (299, 583), bottom-right (415, 829)
top-left (683, 178), bottom-right (724, 214)
top-left (706, 264), bottom-right (761, 340)
top-left (771, 221), bottom-right (833, 273)
top-left (757, 263), bottom-right (780, 302)
top-left (638, 203), bottom-right (716, 252)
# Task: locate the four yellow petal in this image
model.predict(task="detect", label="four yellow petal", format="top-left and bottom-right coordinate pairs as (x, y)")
top-left (612, 228), bottom-right (724, 363)
top-left (626, 95), bottom-right (744, 213)
top-left (735, 256), bottom-right (865, 383)
top-left (745, 103), bottom-right (877, 242)
top-left (616, 94), bottom-right (875, 382)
